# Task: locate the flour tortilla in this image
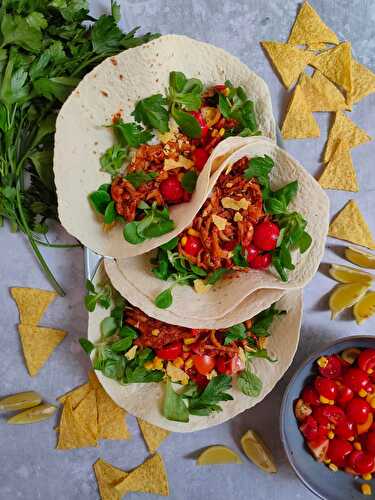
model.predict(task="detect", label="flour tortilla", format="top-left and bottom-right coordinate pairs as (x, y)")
top-left (54, 35), bottom-right (276, 258)
top-left (106, 137), bottom-right (329, 323)
top-left (87, 262), bottom-right (302, 432)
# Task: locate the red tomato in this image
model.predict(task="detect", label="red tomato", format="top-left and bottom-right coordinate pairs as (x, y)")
top-left (216, 355), bottom-right (244, 375)
top-left (230, 355), bottom-right (245, 374)
top-left (327, 438), bottom-right (353, 467)
top-left (365, 431), bottom-right (375, 453)
top-left (313, 405), bottom-right (346, 425)
top-left (253, 220), bottom-right (280, 251)
top-left (190, 111), bottom-right (208, 140)
top-left (337, 385), bottom-right (354, 405)
top-left (249, 253), bottom-right (272, 270)
top-left (192, 148), bottom-right (209, 171)
top-left (348, 450), bottom-right (375, 475)
top-left (302, 386), bottom-right (320, 407)
top-left (156, 341), bottom-right (183, 361)
top-left (318, 355), bottom-right (342, 379)
top-left (343, 368), bottom-right (370, 392)
top-left (314, 377), bottom-right (338, 400)
top-left (186, 368), bottom-right (208, 388)
top-left (358, 350), bottom-right (375, 374)
top-left (335, 420), bottom-right (356, 440)
top-left (300, 417), bottom-right (328, 442)
top-left (183, 235), bottom-right (202, 257)
top-left (244, 244), bottom-right (259, 264)
top-left (346, 398), bottom-right (371, 424)
top-left (193, 355), bottom-right (215, 376)
top-left (307, 438), bottom-right (329, 462)
top-left (214, 84), bottom-right (227, 92)
top-left (160, 176), bottom-right (185, 204)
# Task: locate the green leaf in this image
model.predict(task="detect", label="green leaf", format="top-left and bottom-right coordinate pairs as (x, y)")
top-left (297, 231), bottom-right (312, 253)
top-left (190, 264), bottom-right (207, 277)
top-left (142, 219), bottom-right (175, 238)
top-left (132, 94), bottom-right (169, 132)
top-left (91, 15), bottom-right (123, 55)
top-left (224, 323), bottom-right (246, 345)
top-left (1, 15), bottom-right (42, 53)
top-left (112, 120), bottom-right (153, 147)
top-left (123, 222), bottom-right (145, 244)
top-left (154, 287), bottom-right (173, 309)
top-left (187, 375), bottom-right (233, 416)
top-left (28, 150), bottom-right (54, 190)
top-left (100, 145), bottom-right (128, 176)
top-left (104, 201), bottom-right (116, 224)
top-left (89, 190), bottom-right (111, 215)
top-left (85, 279), bottom-right (95, 293)
top-left (79, 338), bottom-right (94, 354)
top-left (163, 378), bottom-right (189, 422)
top-left (218, 93), bottom-right (231, 118)
top-left (119, 325), bottom-right (138, 339)
top-left (111, 337), bottom-right (133, 353)
top-left (169, 71), bottom-right (187, 93)
top-left (160, 236), bottom-right (179, 250)
top-left (173, 93), bottom-right (201, 111)
top-left (244, 155), bottom-right (274, 180)
top-left (246, 349), bottom-right (276, 363)
top-left (125, 171), bottom-right (157, 188)
top-left (181, 170), bottom-right (198, 193)
top-left (100, 316), bottom-right (118, 338)
top-left (33, 76), bottom-right (80, 102)
top-left (111, 1), bottom-right (121, 22)
top-left (232, 244), bottom-right (249, 268)
top-left (237, 369), bottom-right (262, 397)
top-left (171, 108), bottom-right (201, 138)
top-left (251, 304), bottom-right (285, 337)
top-left (84, 294), bottom-right (97, 312)
top-left (206, 268), bottom-right (229, 285)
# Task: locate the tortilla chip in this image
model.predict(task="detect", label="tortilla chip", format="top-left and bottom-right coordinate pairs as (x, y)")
top-left (350, 59), bottom-right (375, 104)
top-left (56, 399), bottom-right (97, 449)
top-left (329, 200), bottom-right (375, 249)
top-left (261, 41), bottom-right (311, 88)
top-left (94, 459), bottom-right (128, 500)
top-left (73, 389), bottom-right (98, 440)
top-left (299, 71), bottom-right (346, 112)
top-left (88, 370), bottom-right (101, 389)
top-left (137, 418), bottom-right (170, 454)
top-left (310, 42), bottom-right (353, 95)
top-left (96, 385), bottom-right (130, 440)
top-left (11, 288), bottom-right (57, 325)
top-left (288, 1), bottom-right (339, 48)
top-left (18, 324), bottom-right (66, 377)
top-left (57, 382), bottom-right (91, 408)
top-left (319, 141), bottom-right (359, 192)
top-left (115, 453), bottom-right (169, 497)
top-left (281, 84), bottom-right (320, 139)
top-left (324, 111), bottom-right (371, 162)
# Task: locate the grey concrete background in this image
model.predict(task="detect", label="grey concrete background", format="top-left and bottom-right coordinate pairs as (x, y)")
top-left (1, 1), bottom-right (374, 499)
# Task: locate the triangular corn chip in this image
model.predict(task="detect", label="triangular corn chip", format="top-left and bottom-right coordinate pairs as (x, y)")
top-left (73, 389), bottom-right (98, 441)
top-left (94, 459), bottom-right (128, 500)
top-left (96, 384), bottom-right (130, 440)
top-left (11, 288), bottom-right (57, 325)
top-left (56, 399), bottom-right (97, 449)
top-left (281, 84), bottom-right (320, 139)
top-left (57, 382), bottom-right (91, 408)
top-left (88, 370), bottom-right (101, 389)
top-left (350, 59), bottom-right (375, 104)
top-left (115, 453), bottom-right (169, 497)
top-left (18, 324), bottom-right (66, 377)
top-left (261, 41), bottom-right (311, 88)
top-left (288, 1), bottom-right (339, 48)
top-left (299, 71), bottom-right (346, 112)
top-left (329, 200), bottom-right (375, 249)
top-left (319, 141), bottom-right (359, 192)
top-left (324, 111), bottom-right (371, 162)
top-left (310, 42), bottom-right (353, 95)
top-left (137, 418), bottom-right (170, 453)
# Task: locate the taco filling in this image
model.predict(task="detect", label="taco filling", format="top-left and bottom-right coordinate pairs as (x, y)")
top-left (89, 72), bottom-right (260, 245)
top-left (151, 154), bottom-right (312, 308)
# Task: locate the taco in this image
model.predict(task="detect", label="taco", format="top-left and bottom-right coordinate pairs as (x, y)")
top-left (85, 264), bottom-right (302, 432)
top-left (105, 137), bottom-right (329, 323)
top-left (54, 35), bottom-right (275, 258)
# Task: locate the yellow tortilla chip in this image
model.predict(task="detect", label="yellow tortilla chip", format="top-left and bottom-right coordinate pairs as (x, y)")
top-left (137, 418), bottom-right (170, 454)
top-left (11, 288), bottom-right (57, 325)
top-left (310, 42), bottom-right (353, 95)
top-left (350, 59), bottom-right (375, 104)
top-left (324, 111), bottom-right (371, 162)
top-left (94, 459), bottom-right (128, 500)
top-left (319, 141), bottom-right (359, 192)
top-left (56, 399), bottom-right (97, 449)
top-left (329, 200), bottom-right (375, 250)
top-left (261, 41), bottom-right (312, 88)
top-left (57, 382), bottom-right (91, 408)
top-left (115, 453), bottom-right (169, 497)
top-left (18, 324), bottom-right (66, 377)
top-left (281, 84), bottom-right (320, 139)
top-left (73, 389), bottom-right (98, 440)
top-left (288, 1), bottom-right (339, 48)
top-left (96, 385), bottom-right (130, 440)
top-left (299, 71), bottom-right (346, 112)
top-left (88, 369), bottom-right (101, 389)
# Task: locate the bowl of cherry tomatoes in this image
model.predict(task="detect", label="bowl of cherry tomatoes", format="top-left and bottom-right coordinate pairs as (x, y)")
top-left (280, 336), bottom-right (375, 500)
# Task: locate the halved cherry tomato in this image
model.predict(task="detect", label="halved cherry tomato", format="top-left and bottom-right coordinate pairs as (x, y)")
top-left (156, 341), bottom-right (183, 361)
top-left (365, 431), bottom-right (375, 453)
top-left (327, 438), bottom-right (353, 467)
top-left (216, 355), bottom-right (244, 375)
top-left (335, 420), bottom-right (356, 441)
top-left (160, 176), bottom-right (185, 204)
top-left (301, 385), bottom-right (320, 407)
top-left (314, 377), bottom-right (338, 400)
top-left (249, 253), bottom-right (272, 270)
top-left (186, 368), bottom-right (209, 388)
top-left (313, 405), bottom-right (346, 425)
top-left (307, 438), bottom-right (329, 462)
top-left (337, 385), bottom-right (354, 405)
top-left (348, 450), bottom-right (375, 474)
top-left (192, 354), bottom-right (215, 376)
top-left (244, 244), bottom-right (259, 264)
top-left (346, 398), bottom-right (371, 424)
top-left (253, 220), bottom-right (280, 251)
top-left (214, 84), bottom-right (227, 93)
top-left (318, 355), bottom-right (342, 379)
top-left (343, 368), bottom-right (370, 392)
top-left (183, 235), bottom-right (202, 257)
top-left (300, 416), bottom-right (328, 442)
top-left (358, 349), bottom-right (375, 374)
top-left (190, 111), bottom-right (208, 141)
top-left (192, 148), bottom-right (209, 171)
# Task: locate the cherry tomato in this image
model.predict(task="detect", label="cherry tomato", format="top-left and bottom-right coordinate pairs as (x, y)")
top-left (253, 220), bottom-right (280, 251)
top-left (186, 368), bottom-right (209, 388)
top-left (313, 405), bottom-right (346, 425)
top-left (244, 244), bottom-right (259, 264)
top-left (249, 253), bottom-right (272, 270)
top-left (302, 385), bottom-right (320, 407)
top-left (318, 355), bottom-right (342, 379)
top-left (156, 341), bottom-right (183, 361)
top-left (160, 176), bottom-right (185, 204)
top-left (300, 417), bottom-right (328, 442)
top-left (214, 84), bottom-right (227, 92)
top-left (327, 438), bottom-right (353, 467)
top-left (216, 356), bottom-right (244, 375)
top-left (346, 398), bottom-right (371, 424)
top-left (358, 350), bottom-right (375, 374)
top-left (337, 385), bottom-right (354, 405)
top-left (335, 420), bottom-right (356, 440)
top-left (230, 355), bottom-right (245, 374)
top-left (183, 235), bottom-right (202, 257)
top-left (307, 438), bottom-right (329, 462)
top-left (314, 377), bottom-right (338, 400)
top-left (365, 431), bottom-right (375, 453)
top-left (343, 368), bottom-right (370, 392)
top-left (192, 355), bottom-right (215, 376)
top-left (348, 450), bottom-right (375, 475)
top-left (192, 148), bottom-right (209, 171)
top-left (190, 111), bottom-right (208, 141)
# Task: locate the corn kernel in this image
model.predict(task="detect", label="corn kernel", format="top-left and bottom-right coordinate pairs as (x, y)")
top-left (361, 484), bottom-right (372, 496)
top-left (187, 228), bottom-right (200, 237)
top-left (317, 356), bottom-right (329, 368)
top-left (368, 369), bottom-right (374, 375)
top-left (323, 459), bottom-right (331, 465)
top-left (354, 442), bottom-right (362, 451)
top-left (184, 337), bottom-right (196, 345)
top-left (185, 357), bottom-right (193, 369)
top-left (181, 236), bottom-right (187, 247)
top-left (328, 431), bottom-right (335, 439)
top-left (211, 129), bottom-right (219, 137)
top-left (153, 357), bottom-right (164, 371)
top-left (320, 395), bottom-right (330, 404)
top-left (173, 357), bottom-right (184, 369)
top-left (218, 127), bottom-right (225, 137)
top-left (151, 329), bottom-right (160, 337)
top-left (362, 473), bottom-right (372, 481)
top-left (359, 389), bottom-right (368, 398)
top-left (144, 361), bottom-right (154, 370)
top-left (329, 399), bottom-right (334, 405)
top-left (223, 88), bottom-right (229, 97)
top-left (369, 397), bottom-right (375, 409)
top-left (329, 463), bottom-right (338, 472)
top-left (181, 377), bottom-right (189, 385)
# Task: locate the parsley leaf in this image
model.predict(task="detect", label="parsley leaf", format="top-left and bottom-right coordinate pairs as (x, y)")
top-left (171, 107), bottom-right (202, 138)
top-left (181, 170), bottom-right (198, 193)
top-left (100, 144), bottom-right (128, 176)
top-left (125, 171), bottom-right (157, 188)
top-left (232, 244), bottom-right (249, 268)
top-left (111, 120), bottom-right (153, 148)
top-left (187, 375), bottom-right (233, 416)
top-left (219, 81), bottom-right (259, 134)
top-left (237, 369), bottom-right (262, 397)
top-left (132, 94), bottom-right (169, 132)
top-left (123, 202), bottom-right (175, 244)
top-left (224, 323), bottom-right (247, 345)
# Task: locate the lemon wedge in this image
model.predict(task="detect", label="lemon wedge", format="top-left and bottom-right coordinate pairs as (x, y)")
top-left (329, 283), bottom-right (370, 319)
top-left (7, 403), bottom-right (57, 424)
top-left (345, 247), bottom-right (375, 269)
top-left (0, 391), bottom-right (42, 413)
top-left (240, 430), bottom-right (277, 473)
top-left (353, 291), bottom-right (375, 325)
top-left (329, 264), bottom-right (373, 285)
top-left (197, 445), bottom-right (242, 465)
